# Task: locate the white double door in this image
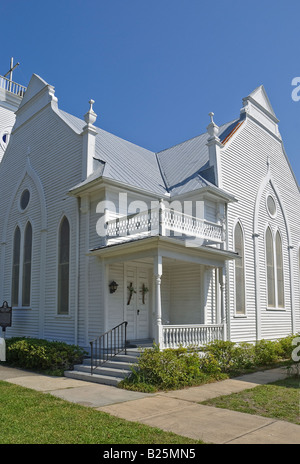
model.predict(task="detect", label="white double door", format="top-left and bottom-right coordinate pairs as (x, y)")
top-left (125, 264), bottom-right (150, 340)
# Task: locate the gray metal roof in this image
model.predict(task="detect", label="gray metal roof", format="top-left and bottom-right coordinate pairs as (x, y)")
top-left (62, 108), bottom-right (239, 198)
top-left (61, 110), bottom-right (167, 195)
top-left (156, 119), bottom-right (238, 194)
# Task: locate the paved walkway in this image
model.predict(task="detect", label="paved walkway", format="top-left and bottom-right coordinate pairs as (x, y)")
top-left (0, 365), bottom-right (299, 444)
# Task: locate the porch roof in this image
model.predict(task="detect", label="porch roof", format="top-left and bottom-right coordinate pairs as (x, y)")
top-left (89, 235), bottom-right (239, 266)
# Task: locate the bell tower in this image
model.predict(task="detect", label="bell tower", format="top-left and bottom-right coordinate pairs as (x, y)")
top-left (0, 58), bottom-right (26, 162)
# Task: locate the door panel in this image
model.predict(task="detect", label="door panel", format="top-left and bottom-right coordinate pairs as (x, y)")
top-left (125, 265), bottom-right (149, 340)
top-left (126, 266), bottom-right (136, 340)
top-left (137, 268), bottom-right (149, 339)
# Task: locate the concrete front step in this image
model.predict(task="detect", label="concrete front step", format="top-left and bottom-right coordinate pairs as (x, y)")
top-left (64, 369), bottom-right (123, 387)
top-left (71, 362), bottom-right (132, 378)
top-left (64, 343), bottom-right (153, 386)
top-left (81, 354), bottom-right (139, 367)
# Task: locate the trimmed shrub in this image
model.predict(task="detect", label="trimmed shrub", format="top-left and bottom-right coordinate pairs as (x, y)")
top-left (120, 344), bottom-right (226, 391)
top-left (231, 342), bottom-right (256, 371)
top-left (202, 340), bottom-right (237, 373)
top-left (4, 337), bottom-right (87, 375)
top-left (253, 339), bottom-right (281, 366)
top-left (198, 352), bottom-right (223, 376)
top-left (121, 334), bottom-right (300, 392)
top-left (276, 334), bottom-right (298, 359)
top-left (203, 335), bottom-right (300, 373)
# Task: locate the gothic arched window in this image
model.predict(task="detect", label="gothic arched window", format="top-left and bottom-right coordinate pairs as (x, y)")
top-left (22, 222), bottom-right (32, 307)
top-left (275, 231), bottom-right (284, 308)
top-left (266, 227), bottom-right (275, 308)
top-left (234, 222), bottom-right (246, 315)
top-left (58, 217), bottom-right (70, 315)
top-left (11, 226), bottom-right (21, 306)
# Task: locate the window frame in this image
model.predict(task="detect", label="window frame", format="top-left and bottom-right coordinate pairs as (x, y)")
top-left (11, 226), bottom-right (21, 307)
top-left (275, 230), bottom-right (285, 308)
top-left (22, 221), bottom-right (32, 307)
top-left (11, 221), bottom-right (33, 309)
top-left (57, 216), bottom-right (70, 316)
top-left (265, 225), bottom-right (285, 310)
top-left (233, 220), bottom-right (247, 317)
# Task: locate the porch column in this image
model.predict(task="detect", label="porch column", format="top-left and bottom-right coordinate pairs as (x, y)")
top-left (220, 266), bottom-right (227, 341)
top-left (215, 268), bottom-right (221, 324)
top-left (153, 253), bottom-right (163, 348)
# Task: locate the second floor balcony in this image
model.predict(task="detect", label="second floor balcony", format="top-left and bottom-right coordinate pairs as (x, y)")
top-left (104, 203), bottom-right (226, 248)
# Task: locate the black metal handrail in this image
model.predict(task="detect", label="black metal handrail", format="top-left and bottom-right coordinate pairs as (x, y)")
top-left (90, 321), bottom-right (128, 375)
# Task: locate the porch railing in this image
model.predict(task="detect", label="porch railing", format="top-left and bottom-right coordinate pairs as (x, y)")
top-left (0, 75), bottom-right (27, 96)
top-left (105, 206), bottom-right (224, 245)
top-left (90, 321), bottom-right (128, 374)
top-left (161, 324), bottom-right (224, 349)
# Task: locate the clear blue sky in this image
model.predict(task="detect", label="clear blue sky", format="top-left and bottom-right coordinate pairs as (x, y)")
top-left (1, 0), bottom-right (299, 183)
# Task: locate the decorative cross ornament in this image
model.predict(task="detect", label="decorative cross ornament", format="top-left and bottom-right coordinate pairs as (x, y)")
top-left (127, 283), bottom-right (136, 305)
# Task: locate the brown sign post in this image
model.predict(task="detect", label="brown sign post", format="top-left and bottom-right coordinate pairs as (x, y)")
top-left (0, 302), bottom-right (11, 362)
top-left (0, 301), bottom-right (12, 332)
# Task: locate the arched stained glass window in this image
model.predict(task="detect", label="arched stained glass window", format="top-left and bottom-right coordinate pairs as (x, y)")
top-left (11, 226), bottom-right (21, 306)
top-left (22, 222), bottom-right (32, 307)
top-left (234, 222), bottom-right (245, 315)
top-left (276, 232), bottom-right (284, 308)
top-left (266, 227), bottom-right (275, 308)
top-left (58, 217), bottom-right (70, 315)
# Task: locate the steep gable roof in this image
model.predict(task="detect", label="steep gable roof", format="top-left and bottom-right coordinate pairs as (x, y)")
top-left (18, 74), bottom-right (49, 109)
top-left (244, 85), bottom-right (277, 119)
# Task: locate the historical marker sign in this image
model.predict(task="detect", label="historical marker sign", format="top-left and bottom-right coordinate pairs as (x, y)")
top-left (0, 301), bottom-right (12, 330)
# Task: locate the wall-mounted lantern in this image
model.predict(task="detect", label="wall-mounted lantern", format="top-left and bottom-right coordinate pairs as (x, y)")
top-left (109, 281), bottom-right (119, 294)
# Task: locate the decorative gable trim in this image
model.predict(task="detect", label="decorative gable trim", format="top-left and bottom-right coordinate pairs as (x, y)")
top-left (2, 155), bottom-right (47, 244)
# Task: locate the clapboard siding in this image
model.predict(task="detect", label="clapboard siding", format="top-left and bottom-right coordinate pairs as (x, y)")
top-left (204, 268), bottom-right (216, 325)
top-left (0, 101), bottom-right (82, 344)
top-left (168, 263), bottom-right (202, 324)
top-left (222, 118), bottom-right (300, 341)
top-left (88, 255), bottom-right (104, 341)
top-left (107, 263), bottom-right (125, 330)
top-left (3, 175), bottom-right (42, 338)
top-left (0, 105), bottom-right (16, 163)
top-left (161, 266), bottom-right (171, 323)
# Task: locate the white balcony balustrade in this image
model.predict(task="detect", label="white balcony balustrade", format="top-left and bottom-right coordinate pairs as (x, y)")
top-left (105, 206), bottom-right (225, 246)
top-left (0, 75), bottom-right (26, 97)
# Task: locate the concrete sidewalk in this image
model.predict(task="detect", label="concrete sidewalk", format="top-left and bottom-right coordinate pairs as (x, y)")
top-left (0, 365), bottom-right (299, 444)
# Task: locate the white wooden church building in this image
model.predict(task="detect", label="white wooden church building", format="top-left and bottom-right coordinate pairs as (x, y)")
top-left (0, 68), bottom-right (299, 353)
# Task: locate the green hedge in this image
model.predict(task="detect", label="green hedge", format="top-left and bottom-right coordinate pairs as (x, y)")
top-left (120, 334), bottom-right (299, 392)
top-left (203, 335), bottom-right (299, 373)
top-left (119, 345), bottom-right (226, 392)
top-left (3, 337), bottom-right (87, 375)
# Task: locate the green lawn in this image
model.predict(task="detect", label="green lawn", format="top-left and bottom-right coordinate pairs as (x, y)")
top-left (201, 377), bottom-right (300, 425)
top-left (0, 380), bottom-right (204, 445)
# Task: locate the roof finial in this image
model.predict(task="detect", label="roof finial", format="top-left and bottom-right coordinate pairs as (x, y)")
top-left (89, 99), bottom-right (95, 112)
top-left (84, 99), bottom-right (97, 126)
top-left (207, 111), bottom-right (219, 139)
